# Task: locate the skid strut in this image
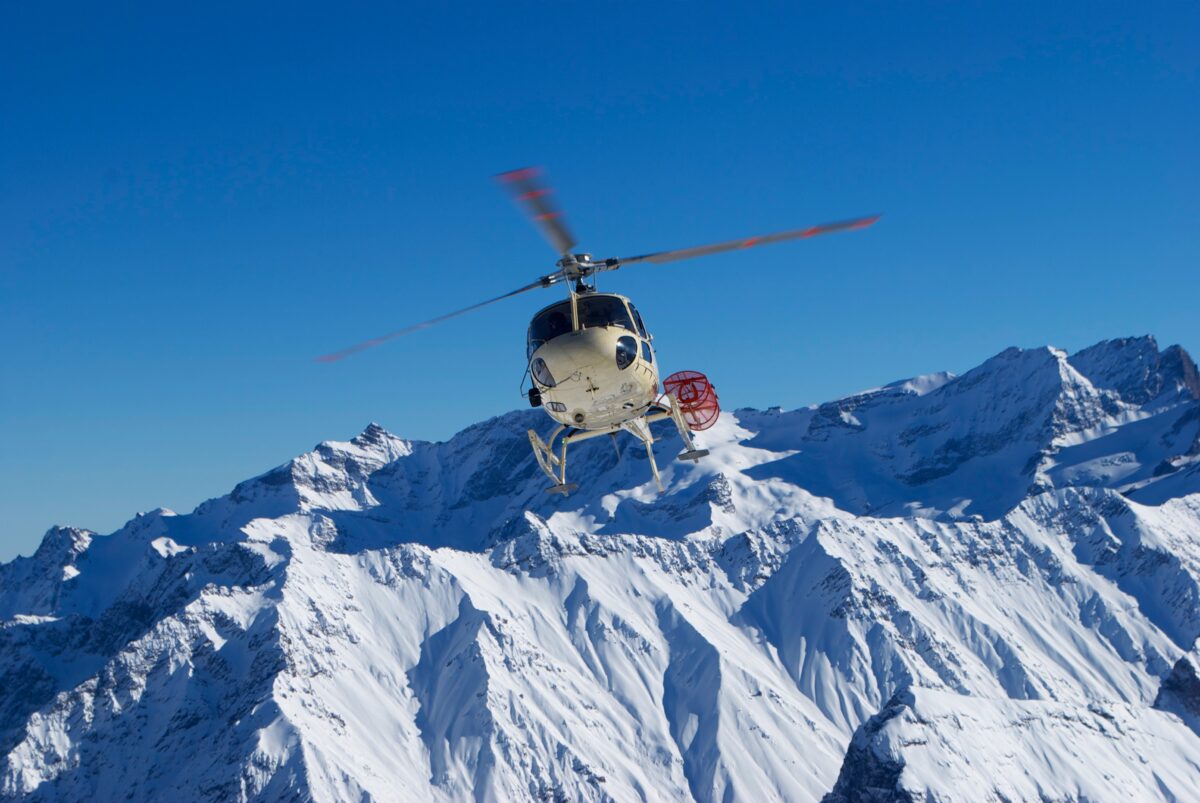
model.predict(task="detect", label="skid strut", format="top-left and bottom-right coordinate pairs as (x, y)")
top-left (527, 393), bottom-right (708, 495)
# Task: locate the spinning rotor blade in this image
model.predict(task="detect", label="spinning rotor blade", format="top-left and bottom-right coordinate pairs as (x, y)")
top-left (316, 275), bottom-right (558, 363)
top-left (614, 214), bottom-right (881, 267)
top-left (496, 166), bottom-right (577, 256)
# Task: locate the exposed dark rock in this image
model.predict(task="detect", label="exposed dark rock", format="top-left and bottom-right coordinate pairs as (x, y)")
top-left (822, 691), bottom-right (919, 803)
top-left (1155, 651), bottom-right (1200, 736)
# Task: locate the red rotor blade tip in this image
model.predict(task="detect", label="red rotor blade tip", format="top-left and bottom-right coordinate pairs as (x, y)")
top-left (497, 166), bottom-right (540, 183)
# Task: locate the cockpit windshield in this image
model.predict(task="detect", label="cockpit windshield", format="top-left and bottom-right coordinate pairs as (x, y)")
top-left (577, 296), bottom-right (635, 332)
top-left (527, 301), bottom-right (572, 357)
top-left (527, 295), bottom-right (637, 358)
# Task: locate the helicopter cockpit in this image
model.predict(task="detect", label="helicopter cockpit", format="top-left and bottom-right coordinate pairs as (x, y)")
top-left (526, 294), bottom-right (648, 358)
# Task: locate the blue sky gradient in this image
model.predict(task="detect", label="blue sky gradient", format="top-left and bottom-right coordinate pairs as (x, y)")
top-left (2, 2), bottom-right (1198, 559)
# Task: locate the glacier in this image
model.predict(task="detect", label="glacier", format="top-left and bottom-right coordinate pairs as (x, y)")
top-left (2, 335), bottom-right (1200, 801)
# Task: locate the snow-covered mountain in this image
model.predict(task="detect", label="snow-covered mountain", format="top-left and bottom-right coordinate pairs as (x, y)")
top-left (3, 335), bottom-right (1200, 801)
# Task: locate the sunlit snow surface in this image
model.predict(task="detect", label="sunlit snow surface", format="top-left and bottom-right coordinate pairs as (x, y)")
top-left (3, 336), bottom-right (1200, 801)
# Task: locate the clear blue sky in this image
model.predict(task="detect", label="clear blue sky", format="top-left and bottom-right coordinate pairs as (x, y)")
top-left (2, 2), bottom-right (1197, 559)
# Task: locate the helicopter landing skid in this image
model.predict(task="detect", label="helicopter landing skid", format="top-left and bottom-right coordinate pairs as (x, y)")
top-left (527, 393), bottom-right (706, 495)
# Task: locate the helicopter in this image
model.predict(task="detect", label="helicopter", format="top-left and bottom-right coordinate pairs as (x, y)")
top-left (319, 167), bottom-right (879, 495)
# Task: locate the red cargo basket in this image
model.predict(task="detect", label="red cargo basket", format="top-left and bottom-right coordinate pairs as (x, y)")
top-left (662, 371), bottom-right (720, 431)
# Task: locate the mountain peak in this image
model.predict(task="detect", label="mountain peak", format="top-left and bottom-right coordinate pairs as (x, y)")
top-left (310, 422), bottom-right (413, 464)
top-left (1162, 344), bottom-right (1200, 400)
top-left (31, 525), bottom-right (92, 563)
top-left (355, 421), bottom-right (392, 443)
top-left (1069, 335), bottom-right (1199, 405)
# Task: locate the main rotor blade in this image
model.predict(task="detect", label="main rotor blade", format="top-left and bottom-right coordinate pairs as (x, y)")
top-left (496, 166), bottom-right (577, 256)
top-left (613, 214), bottom-right (881, 267)
top-left (316, 275), bottom-right (558, 363)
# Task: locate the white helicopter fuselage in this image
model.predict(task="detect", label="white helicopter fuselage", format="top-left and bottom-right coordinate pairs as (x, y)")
top-left (532, 326), bottom-right (659, 429)
top-left (527, 293), bottom-right (660, 430)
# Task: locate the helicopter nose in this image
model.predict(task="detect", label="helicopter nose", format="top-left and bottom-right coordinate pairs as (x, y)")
top-left (537, 328), bottom-right (619, 379)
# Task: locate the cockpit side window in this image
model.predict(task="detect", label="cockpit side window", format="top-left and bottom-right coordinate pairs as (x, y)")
top-left (628, 303), bottom-right (648, 338)
top-left (527, 301), bottom-right (572, 358)
top-left (577, 296), bottom-right (635, 332)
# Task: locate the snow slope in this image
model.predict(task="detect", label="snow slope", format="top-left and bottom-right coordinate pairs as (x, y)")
top-left (2, 335), bottom-right (1200, 801)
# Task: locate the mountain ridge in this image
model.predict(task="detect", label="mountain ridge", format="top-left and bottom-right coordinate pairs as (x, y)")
top-left (3, 336), bottom-right (1200, 801)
